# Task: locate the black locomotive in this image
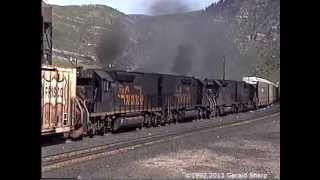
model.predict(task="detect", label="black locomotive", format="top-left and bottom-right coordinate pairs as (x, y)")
top-left (202, 79), bottom-right (258, 116)
top-left (74, 68), bottom-right (278, 137)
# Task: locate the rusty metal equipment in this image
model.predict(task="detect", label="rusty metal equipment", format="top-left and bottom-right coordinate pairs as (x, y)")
top-left (41, 3), bottom-right (89, 138)
top-left (41, 4), bottom-right (52, 65)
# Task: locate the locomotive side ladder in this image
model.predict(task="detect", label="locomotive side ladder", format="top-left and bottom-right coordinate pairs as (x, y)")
top-left (70, 96), bottom-right (90, 139)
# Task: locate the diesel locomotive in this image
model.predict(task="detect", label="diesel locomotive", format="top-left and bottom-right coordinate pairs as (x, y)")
top-left (70, 68), bottom-right (279, 138)
top-left (40, 3), bottom-right (279, 139)
top-left (76, 69), bottom-right (205, 136)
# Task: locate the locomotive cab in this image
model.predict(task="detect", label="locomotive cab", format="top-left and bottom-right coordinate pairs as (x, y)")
top-left (77, 69), bottom-right (115, 113)
top-left (92, 70), bottom-right (115, 113)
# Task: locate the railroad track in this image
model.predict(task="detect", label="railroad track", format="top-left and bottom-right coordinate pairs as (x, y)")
top-left (42, 110), bottom-right (280, 172)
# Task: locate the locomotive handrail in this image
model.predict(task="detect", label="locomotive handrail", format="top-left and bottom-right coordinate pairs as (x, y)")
top-left (74, 97), bottom-right (83, 126)
top-left (206, 94), bottom-right (212, 109)
top-left (74, 97), bottom-right (90, 129)
top-left (213, 96), bottom-right (217, 110)
top-left (82, 99), bottom-right (90, 127)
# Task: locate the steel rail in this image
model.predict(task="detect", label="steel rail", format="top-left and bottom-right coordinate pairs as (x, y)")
top-left (42, 109), bottom-right (279, 172)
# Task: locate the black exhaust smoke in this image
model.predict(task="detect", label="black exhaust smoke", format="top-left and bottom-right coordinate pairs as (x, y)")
top-left (148, 0), bottom-right (191, 15)
top-left (96, 19), bottom-right (129, 67)
top-left (172, 43), bottom-right (194, 75)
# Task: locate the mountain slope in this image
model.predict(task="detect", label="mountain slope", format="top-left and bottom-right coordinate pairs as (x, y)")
top-left (51, 4), bottom-right (129, 66)
top-left (205, 0), bottom-right (280, 81)
top-left (51, 0), bottom-right (279, 82)
top-left (120, 0), bottom-right (279, 81)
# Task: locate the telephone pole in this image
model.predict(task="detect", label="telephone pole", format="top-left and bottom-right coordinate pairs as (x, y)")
top-left (222, 56), bottom-right (226, 80)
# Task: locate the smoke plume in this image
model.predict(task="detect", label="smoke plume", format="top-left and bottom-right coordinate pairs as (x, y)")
top-left (148, 0), bottom-right (191, 15)
top-left (172, 43), bottom-right (194, 75)
top-left (132, 13), bottom-right (244, 79)
top-left (96, 19), bottom-right (129, 66)
top-left (95, 1), bottom-right (259, 80)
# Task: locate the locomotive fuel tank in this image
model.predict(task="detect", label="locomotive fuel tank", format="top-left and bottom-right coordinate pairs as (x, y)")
top-left (112, 115), bottom-right (145, 131)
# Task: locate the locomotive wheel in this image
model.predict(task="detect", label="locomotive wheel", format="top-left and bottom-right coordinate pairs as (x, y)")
top-left (88, 128), bottom-right (94, 138)
top-left (147, 120), bottom-right (152, 128)
top-left (178, 112), bottom-right (183, 122)
top-left (165, 115), bottom-right (170, 125)
top-left (143, 115), bottom-right (151, 128)
top-left (175, 113), bottom-right (179, 123)
top-left (171, 114), bottom-right (176, 124)
top-left (179, 112), bottom-right (184, 122)
top-left (78, 134), bottom-right (83, 140)
top-left (145, 116), bottom-right (151, 128)
top-left (233, 105), bottom-right (238, 113)
top-left (241, 105), bottom-right (246, 112)
top-left (112, 119), bottom-right (120, 133)
top-left (70, 126), bottom-right (84, 140)
top-left (204, 110), bottom-right (208, 119)
top-left (160, 114), bottom-right (167, 126)
top-left (201, 110), bottom-right (205, 119)
top-left (238, 105), bottom-right (243, 112)
top-left (160, 119), bottom-right (166, 126)
top-left (138, 122), bottom-right (143, 129)
top-left (243, 105), bottom-right (246, 112)
top-left (197, 111), bottom-right (201, 120)
top-left (98, 121), bottom-right (106, 136)
top-left (217, 107), bottom-right (222, 116)
top-left (213, 109), bottom-right (217, 117)
top-left (207, 110), bottom-right (211, 119)
top-left (151, 116), bottom-right (156, 127)
top-left (173, 113), bottom-right (178, 124)
top-left (98, 126), bottom-right (105, 136)
top-left (158, 116), bottom-right (164, 126)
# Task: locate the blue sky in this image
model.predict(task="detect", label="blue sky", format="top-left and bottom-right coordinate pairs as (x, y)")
top-left (46, 0), bottom-right (218, 15)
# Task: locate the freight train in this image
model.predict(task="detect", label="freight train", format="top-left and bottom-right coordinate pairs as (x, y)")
top-left (41, 67), bottom-right (279, 139)
top-left (40, 4), bottom-right (279, 139)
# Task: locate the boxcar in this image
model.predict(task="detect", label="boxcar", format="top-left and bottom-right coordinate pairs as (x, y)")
top-left (41, 66), bottom-right (77, 136)
top-left (242, 77), bottom-right (279, 107)
top-left (236, 81), bottom-right (257, 111)
top-left (257, 81), bottom-right (279, 107)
